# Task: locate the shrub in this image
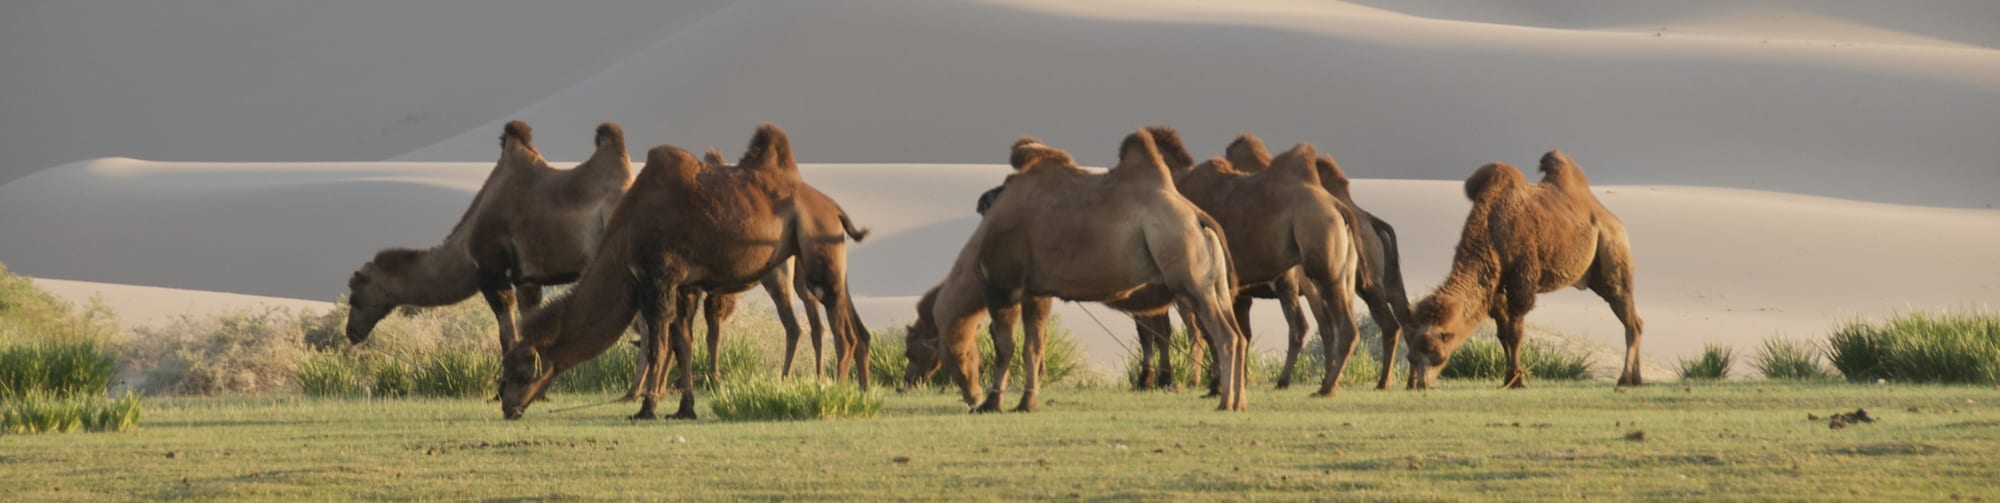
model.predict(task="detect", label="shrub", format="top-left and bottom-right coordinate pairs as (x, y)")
top-left (1, 391), bottom-right (141, 434)
top-left (0, 261), bottom-right (121, 348)
top-left (130, 307), bottom-right (308, 395)
top-left (296, 351), bottom-right (365, 397)
top-left (414, 349), bottom-right (499, 398)
top-left (1677, 343), bottom-right (1734, 380)
top-left (708, 379), bottom-right (881, 421)
top-left (1752, 337), bottom-right (1832, 380)
top-left (1828, 310), bottom-right (2000, 384)
top-left (0, 340), bottom-right (117, 400)
top-left (1438, 336), bottom-right (1597, 381)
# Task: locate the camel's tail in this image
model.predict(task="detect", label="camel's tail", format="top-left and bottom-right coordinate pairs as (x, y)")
top-left (1463, 162), bottom-right (1526, 201)
top-left (1225, 134), bottom-right (1272, 171)
top-left (1368, 213), bottom-right (1416, 323)
top-left (1142, 125), bottom-right (1195, 171)
top-left (838, 210), bottom-right (870, 242)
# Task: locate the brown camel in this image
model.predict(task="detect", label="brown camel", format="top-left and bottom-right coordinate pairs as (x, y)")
top-left (621, 149), bottom-right (873, 400)
top-left (1221, 134), bottom-right (1416, 390)
top-left (1406, 150), bottom-right (1643, 389)
top-left (345, 121), bottom-right (631, 357)
top-left (908, 130), bottom-right (1250, 412)
top-left (500, 124), bottom-right (824, 420)
top-left (1140, 128), bottom-right (1367, 397)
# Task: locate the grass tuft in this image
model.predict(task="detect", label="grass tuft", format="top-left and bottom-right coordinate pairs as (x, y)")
top-left (2, 391), bottom-right (142, 434)
top-left (413, 349), bottom-right (499, 398)
top-left (1827, 310), bottom-right (2000, 384)
top-left (708, 379), bottom-right (882, 421)
top-left (1677, 343), bottom-right (1735, 380)
top-left (1439, 336), bottom-right (1596, 381)
top-left (296, 351), bottom-right (366, 397)
top-left (1752, 337), bottom-right (1832, 380)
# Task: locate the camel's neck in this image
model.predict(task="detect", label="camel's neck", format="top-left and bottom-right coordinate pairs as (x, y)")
top-left (382, 244), bottom-right (482, 307)
top-left (525, 232), bottom-right (640, 371)
top-left (1433, 201), bottom-right (1505, 325)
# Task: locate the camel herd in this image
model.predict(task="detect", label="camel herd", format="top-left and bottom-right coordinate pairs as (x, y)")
top-left (342, 121), bottom-right (1642, 420)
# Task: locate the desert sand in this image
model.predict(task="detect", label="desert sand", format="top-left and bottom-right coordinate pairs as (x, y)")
top-left (4, 1), bottom-right (1997, 373)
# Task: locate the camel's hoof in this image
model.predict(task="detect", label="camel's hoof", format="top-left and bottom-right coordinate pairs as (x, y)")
top-left (668, 411), bottom-right (698, 421)
top-left (973, 402), bottom-right (1003, 414)
top-left (1012, 404), bottom-right (1038, 413)
top-left (1311, 390), bottom-right (1335, 398)
top-left (629, 411), bottom-right (657, 421)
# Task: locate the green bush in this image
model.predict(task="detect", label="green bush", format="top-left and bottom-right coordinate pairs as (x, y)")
top-left (296, 351), bottom-right (365, 397)
top-left (369, 358), bottom-right (414, 398)
top-left (414, 349), bottom-right (499, 398)
top-left (0, 261), bottom-right (121, 348)
top-left (0, 340), bottom-right (117, 400)
top-left (1438, 336), bottom-right (1597, 381)
top-left (1752, 337), bottom-right (1832, 380)
top-left (709, 379), bottom-right (881, 421)
top-left (2, 391), bottom-right (141, 434)
top-left (1828, 311), bottom-right (2000, 384)
top-left (1677, 343), bottom-right (1735, 380)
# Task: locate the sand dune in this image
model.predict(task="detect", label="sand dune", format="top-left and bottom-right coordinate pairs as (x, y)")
top-left (32, 278), bottom-right (329, 330)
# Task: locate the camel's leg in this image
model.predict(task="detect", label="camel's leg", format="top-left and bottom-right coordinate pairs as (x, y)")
top-left (796, 271), bottom-right (829, 381)
top-left (976, 300), bottom-right (1022, 414)
top-left (1130, 314), bottom-right (1165, 390)
top-left (666, 287), bottom-right (701, 419)
top-left (1272, 276), bottom-right (1310, 390)
top-left (1359, 290), bottom-right (1402, 390)
top-left (1015, 296), bottom-right (1052, 412)
top-left (843, 293), bottom-right (874, 390)
top-left (703, 291), bottom-right (737, 385)
top-left (1590, 262), bottom-right (1645, 387)
top-left (1495, 281), bottom-right (1534, 389)
top-left (631, 272), bottom-right (682, 420)
top-left (622, 318), bottom-right (654, 402)
top-left (762, 261), bottom-right (808, 380)
top-left (810, 247), bottom-right (868, 388)
top-left (476, 273), bottom-right (518, 355)
top-left (1306, 254), bottom-right (1363, 398)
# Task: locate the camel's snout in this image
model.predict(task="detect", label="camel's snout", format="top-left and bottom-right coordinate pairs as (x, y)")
top-left (503, 405), bottom-right (525, 420)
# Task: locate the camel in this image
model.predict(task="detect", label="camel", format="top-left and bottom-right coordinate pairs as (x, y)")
top-left (500, 124), bottom-right (829, 420)
top-left (1134, 128), bottom-right (1367, 397)
top-left (1221, 134), bottom-right (1415, 390)
top-left (908, 130), bottom-right (1250, 412)
top-left (345, 121), bottom-right (631, 358)
top-left (620, 149), bottom-right (873, 400)
top-left (1406, 150), bottom-right (1643, 389)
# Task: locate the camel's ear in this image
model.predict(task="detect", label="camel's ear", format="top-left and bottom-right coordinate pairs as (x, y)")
top-left (1464, 162), bottom-right (1527, 200)
top-left (1142, 126), bottom-right (1194, 171)
top-left (595, 122), bottom-right (624, 151)
top-left (702, 148), bottom-right (727, 165)
top-left (501, 120), bottom-right (533, 149)
top-left (1008, 137), bottom-right (1071, 172)
top-left (738, 124), bottom-right (794, 170)
top-left (1225, 134), bottom-right (1271, 170)
top-left (348, 270), bottom-right (369, 289)
top-left (507, 347), bottom-right (543, 382)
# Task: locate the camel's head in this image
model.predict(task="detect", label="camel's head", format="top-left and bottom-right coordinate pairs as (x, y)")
top-left (900, 287), bottom-right (945, 390)
top-left (343, 248), bottom-right (419, 345)
top-left (499, 344), bottom-right (550, 420)
top-left (1407, 295), bottom-right (1478, 389)
top-left (974, 185), bottom-right (1004, 215)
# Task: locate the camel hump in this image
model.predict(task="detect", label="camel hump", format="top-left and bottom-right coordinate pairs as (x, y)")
top-left (1008, 137), bottom-right (1073, 172)
top-left (739, 123), bottom-right (795, 172)
top-left (1464, 162), bottom-right (1528, 200)
top-left (595, 122), bottom-right (624, 151)
top-left (1315, 154), bottom-right (1353, 200)
top-left (1225, 134), bottom-right (1271, 171)
top-left (1112, 129), bottom-right (1173, 185)
top-left (1266, 142), bottom-right (1322, 185)
top-left (702, 148), bottom-right (727, 165)
top-left (501, 120), bottom-right (533, 149)
top-left (1537, 149), bottom-right (1591, 189)
top-left (1194, 157), bottom-right (1235, 175)
top-left (643, 145), bottom-right (702, 184)
top-left (1142, 125), bottom-right (1195, 171)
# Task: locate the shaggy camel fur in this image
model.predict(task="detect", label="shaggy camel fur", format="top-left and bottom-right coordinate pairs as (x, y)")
top-left (621, 149), bottom-right (872, 400)
top-left (1143, 128), bottom-right (1367, 397)
top-left (499, 125), bottom-right (819, 420)
top-left (346, 121), bottom-right (631, 357)
top-left (1222, 135), bottom-right (1415, 390)
top-left (1407, 150), bottom-right (1643, 389)
top-left (910, 130), bottom-right (1249, 412)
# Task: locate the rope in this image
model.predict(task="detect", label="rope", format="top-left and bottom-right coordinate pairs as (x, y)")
top-left (1071, 301), bottom-right (1134, 356)
top-left (546, 397), bottom-right (625, 414)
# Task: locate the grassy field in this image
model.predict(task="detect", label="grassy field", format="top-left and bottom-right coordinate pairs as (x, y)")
top-left (3, 382), bottom-right (1996, 501)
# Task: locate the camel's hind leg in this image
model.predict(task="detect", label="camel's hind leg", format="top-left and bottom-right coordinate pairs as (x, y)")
top-left (762, 261), bottom-right (809, 380)
top-left (1304, 241), bottom-right (1363, 398)
top-left (1153, 225), bottom-right (1247, 411)
top-left (1359, 289), bottom-right (1403, 390)
top-left (1131, 313), bottom-right (1173, 390)
top-left (1495, 279), bottom-right (1535, 389)
top-left (1014, 296), bottom-right (1053, 412)
top-left (794, 268), bottom-right (829, 381)
top-left (1269, 274), bottom-right (1312, 390)
top-left (975, 300), bottom-right (1022, 413)
top-left (702, 292), bottom-right (737, 385)
top-left (1589, 255), bottom-right (1644, 386)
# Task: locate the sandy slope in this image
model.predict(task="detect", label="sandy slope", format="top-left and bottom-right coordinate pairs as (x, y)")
top-left (32, 279), bottom-right (330, 330)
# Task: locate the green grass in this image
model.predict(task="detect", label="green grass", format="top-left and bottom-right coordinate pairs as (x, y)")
top-left (1, 383), bottom-right (1994, 499)
top-left (0, 340), bottom-right (117, 400)
top-left (1678, 343), bottom-right (1736, 381)
top-left (1439, 336), bottom-right (1597, 381)
top-left (1753, 337), bottom-right (1834, 380)
top-left (412, 349), bottom-right (498, 398)
top-left (884, 318), bottom-right (1092, 390)
top-left (2, 391), bottom-right (142, 434)
top-left (708, 379), bottom-right (883, 421)
top-left (295, 352), bottom-right (365, 398)
top-left (1829, 310), bottom-right (2000, 384)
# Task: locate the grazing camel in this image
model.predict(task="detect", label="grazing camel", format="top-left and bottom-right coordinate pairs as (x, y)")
top-left (621, 149), bottom-right (873, 400)
top-left (908, 130), bottom-right (1249, 412)
top-left (1138, 128), bottom-right (1367, 397)
top-left (345, 121), bottom-right (630, 356)
top-left (1406, 150), bottom-right (1643, 389)
top-left (500, 125), bottom-right (826, 420)
top-left (1223, 135), bottom-right (1415, 390)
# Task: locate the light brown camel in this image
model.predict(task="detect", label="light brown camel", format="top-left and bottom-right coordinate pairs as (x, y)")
top-left (908, 130), bottom-right (1250, 412)
top-left (1141, 128), bottom-right (1367, 397)
top-left (1222, 134), bottom-right (1416, 390)
top-left (1406, 150), bottom-right (1643, 389)
top-left (345, 121), bottom-right (631, 357)
top-left (499, 124), bottom-right (823, 420)
top-left (621, 149), bottom-right (873, 400)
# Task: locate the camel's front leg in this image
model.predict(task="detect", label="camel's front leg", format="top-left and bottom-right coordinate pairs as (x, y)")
top-left (476, 271), bottom-right (518, 355)
top-left (1359, 290), bottom-right (1403, 390)
top-left (1014, 296), bottom-right (1052, 412)
top-left (1272, 276), bottom-right (1310, 390)
top-left (667, 288), bottom-right (702, 419)
top-left (976, 301), bottom-right (1021, 414)
top-left (762, 262), bottom-right (808, 379)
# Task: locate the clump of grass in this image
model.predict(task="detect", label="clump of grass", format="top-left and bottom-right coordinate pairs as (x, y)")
top-left (0, 340), bottom-right (117, 400)
top-left (1677, 343), bottom-right (1735, 381)
top-left (413, 349), bottom-right (499, 398)
top-left (1276, 334), bottom-right (1401, 388)
top-left (708, 379), bottom-right (881, 421)
top-left (554, 341), bottom-right (639, 394)
top-left (369, 358), bottom-right (414, 398)
top-left (296, 351), bottom-right (365, 397)
top-left (888, 317), bottom-right (1091, 390)
top-left (1439, 336), bottom-right (1597, 381)
top-left (2, 391), bottom-right (141, 434)
top-left (1828, 310), bottom-right (2000, 384)
top-left (1752, 337), bottom-right (1832, 380)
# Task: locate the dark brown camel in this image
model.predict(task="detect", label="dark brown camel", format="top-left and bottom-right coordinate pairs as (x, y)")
top-left (345, 121), bottom-right (630, 358)
top-left (907, 130), bottom-right (1250, 412)
top-left (1406, 150), bottom-right (1643, 389)
top-left (500, 124), bottom-right (833, 420)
